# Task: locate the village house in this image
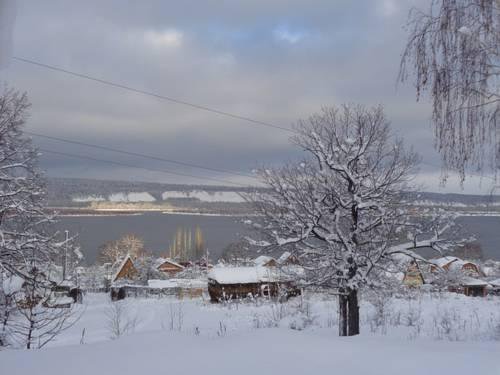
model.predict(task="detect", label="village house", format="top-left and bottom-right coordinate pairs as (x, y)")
top-left (155, 258), bottom-right (185, 276)
top-left (207, 266), bottom-right (300, 302)
top-left (402, 260), bottom-right (426, 287)
top-left (400, 255), bottom-right (489, 296)
top-left (111, 254), bottom-right (138, 282)
top-left (429, 256), bottom-right (483, 277)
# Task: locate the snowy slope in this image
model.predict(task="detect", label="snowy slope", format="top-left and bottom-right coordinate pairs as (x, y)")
top-left (2, 327), bottom-right (498, 375)
top-left (2, 292), bottom-right (499, 375)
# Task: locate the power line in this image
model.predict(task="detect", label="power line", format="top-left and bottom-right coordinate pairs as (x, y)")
top-left (13, 56), bottom-right (295, 134)
top-left (38, 148), bottom-right (252, 187)
top-left (16, 56), bottom-right (496, 185)
top-left (27, 131), bottom-right (256, 179)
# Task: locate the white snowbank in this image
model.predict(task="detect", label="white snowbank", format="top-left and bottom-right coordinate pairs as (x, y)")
top-left (72, 192), bottom-right (156, 203)
top-left (72, 195), bottom-right (106, 202)
top-left (162, 190), bottom-right (245, 203)
top-left (109, 192), bottom-right (156, 202)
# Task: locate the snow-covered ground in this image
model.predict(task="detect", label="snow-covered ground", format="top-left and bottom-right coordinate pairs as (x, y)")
top-left (2, 292), bottom-right (500, 374)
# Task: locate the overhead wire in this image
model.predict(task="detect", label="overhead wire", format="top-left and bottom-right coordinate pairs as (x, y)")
top-left (38, 149), bottom-right (252, 187)
top-left (14, 56), bottom-right (497, 187)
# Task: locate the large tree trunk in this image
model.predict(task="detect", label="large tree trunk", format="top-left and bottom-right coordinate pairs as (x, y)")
top-left (338, 289), bottom-right (360, 337)
top-left (338, 294), bottom-right (348, 336)
top-left (347, 289), bottom-right (359, 336)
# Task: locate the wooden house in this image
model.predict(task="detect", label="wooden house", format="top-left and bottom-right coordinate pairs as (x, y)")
top-left (429, 256), bottom-right (482, 277)
top-left (429, 256), bottom-right (460, 272)
top-left (402, 260), bottom-right (425, 287)
top-left (112, 255), bottom-right (138, 282)
top-left (207, 266), bottom-right (300, 302)
top-left (155, 258), bottom-right (185, 275)
top-left (447, 260), bottom-right (483, 277)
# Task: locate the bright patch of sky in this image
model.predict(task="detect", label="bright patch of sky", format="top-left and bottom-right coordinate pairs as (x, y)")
top-left (144, 29), bottom-right (183, 48)
top-left (377, 0), bottom-right (399, 17)
top-left (273, 25), bottom-right (307, 44)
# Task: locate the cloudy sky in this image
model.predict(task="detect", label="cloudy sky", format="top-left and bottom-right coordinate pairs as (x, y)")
top-left (0, 0), bottom-right (496, 194)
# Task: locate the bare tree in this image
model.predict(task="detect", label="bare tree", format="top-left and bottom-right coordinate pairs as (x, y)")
top-left (105, 301), bottom-right (138, 340)
top-left (249, 105), bottom-right (428, 336)
top-left (99, 234), bottom-right (145, 264)
top-left (6, 267), bottom-right (78, 349)
top-left (399, 0), bottom-right (499, 180)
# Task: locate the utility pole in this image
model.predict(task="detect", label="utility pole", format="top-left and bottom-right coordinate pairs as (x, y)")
top-left (205, 248), bottom-right (210, 273)
top-left (62, 230), bottom-right (69, 281)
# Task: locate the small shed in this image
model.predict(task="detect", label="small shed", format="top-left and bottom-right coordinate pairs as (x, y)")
top-left (487, 278), bottom-right (500, 296)
top-left (460, 277), bottom-right (488, 297)
top-left (156, 258), bottom-right (185, 275)
top-left (207, 266), bottom-right (300, 302)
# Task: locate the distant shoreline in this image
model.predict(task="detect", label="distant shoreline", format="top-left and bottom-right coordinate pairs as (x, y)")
top-left (47, 207), bottom-right (252, 218)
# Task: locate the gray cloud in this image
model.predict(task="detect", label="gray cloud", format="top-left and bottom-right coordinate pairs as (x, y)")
top-left (0, 0), bottom-right (16, 68)
top-left (0, 0), bottom-right (494, 194)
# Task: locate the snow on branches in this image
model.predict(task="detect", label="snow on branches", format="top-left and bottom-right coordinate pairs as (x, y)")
top-left (0, 86), bottom-right (78, 348)
top-left (248, 104), bottom-right (458, 336)
top-left (399, 0), bottom-right (500, 180)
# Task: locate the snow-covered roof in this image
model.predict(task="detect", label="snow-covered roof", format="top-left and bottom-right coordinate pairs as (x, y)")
top-left (208, 267), bottom-right (283, 284)
top-left (429, 256), bottom-right (460, 268)
top-left (59, 279), bottom-right (75, 288)
top-left (155, 258), bottom-right (185, 270)
top-left (148, 278), bottom-right (206, 289)
top-left (277, 251), bottom-right (297, 264)
top-left (112, 254), bottom-right (134, 281)
top-left (461, 277), bottom-right (488, 286)
top-left (277, 251), bottom-right (291, 263)
top-left (447, 259), bottom-right (478, 272)
top-left (45, 295), bottom-right (74, 307)
top-left (488, 278), bottom-right (500, 287)
top-left (253, 255), bottom-right (276, 266)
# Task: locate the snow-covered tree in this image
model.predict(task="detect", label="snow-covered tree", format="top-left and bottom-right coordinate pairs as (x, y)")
top-left (249, 105), bottom-right (432, 336)
top-left (0, 86), bottom-right (76, 347)
top-left (6, 267), bottom-right (76, 349)
top-left (399, 0), bottom-right (499, 180)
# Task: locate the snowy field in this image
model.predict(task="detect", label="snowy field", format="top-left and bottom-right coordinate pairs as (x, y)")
top-left (2, 292), bottom-right (500, 375)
